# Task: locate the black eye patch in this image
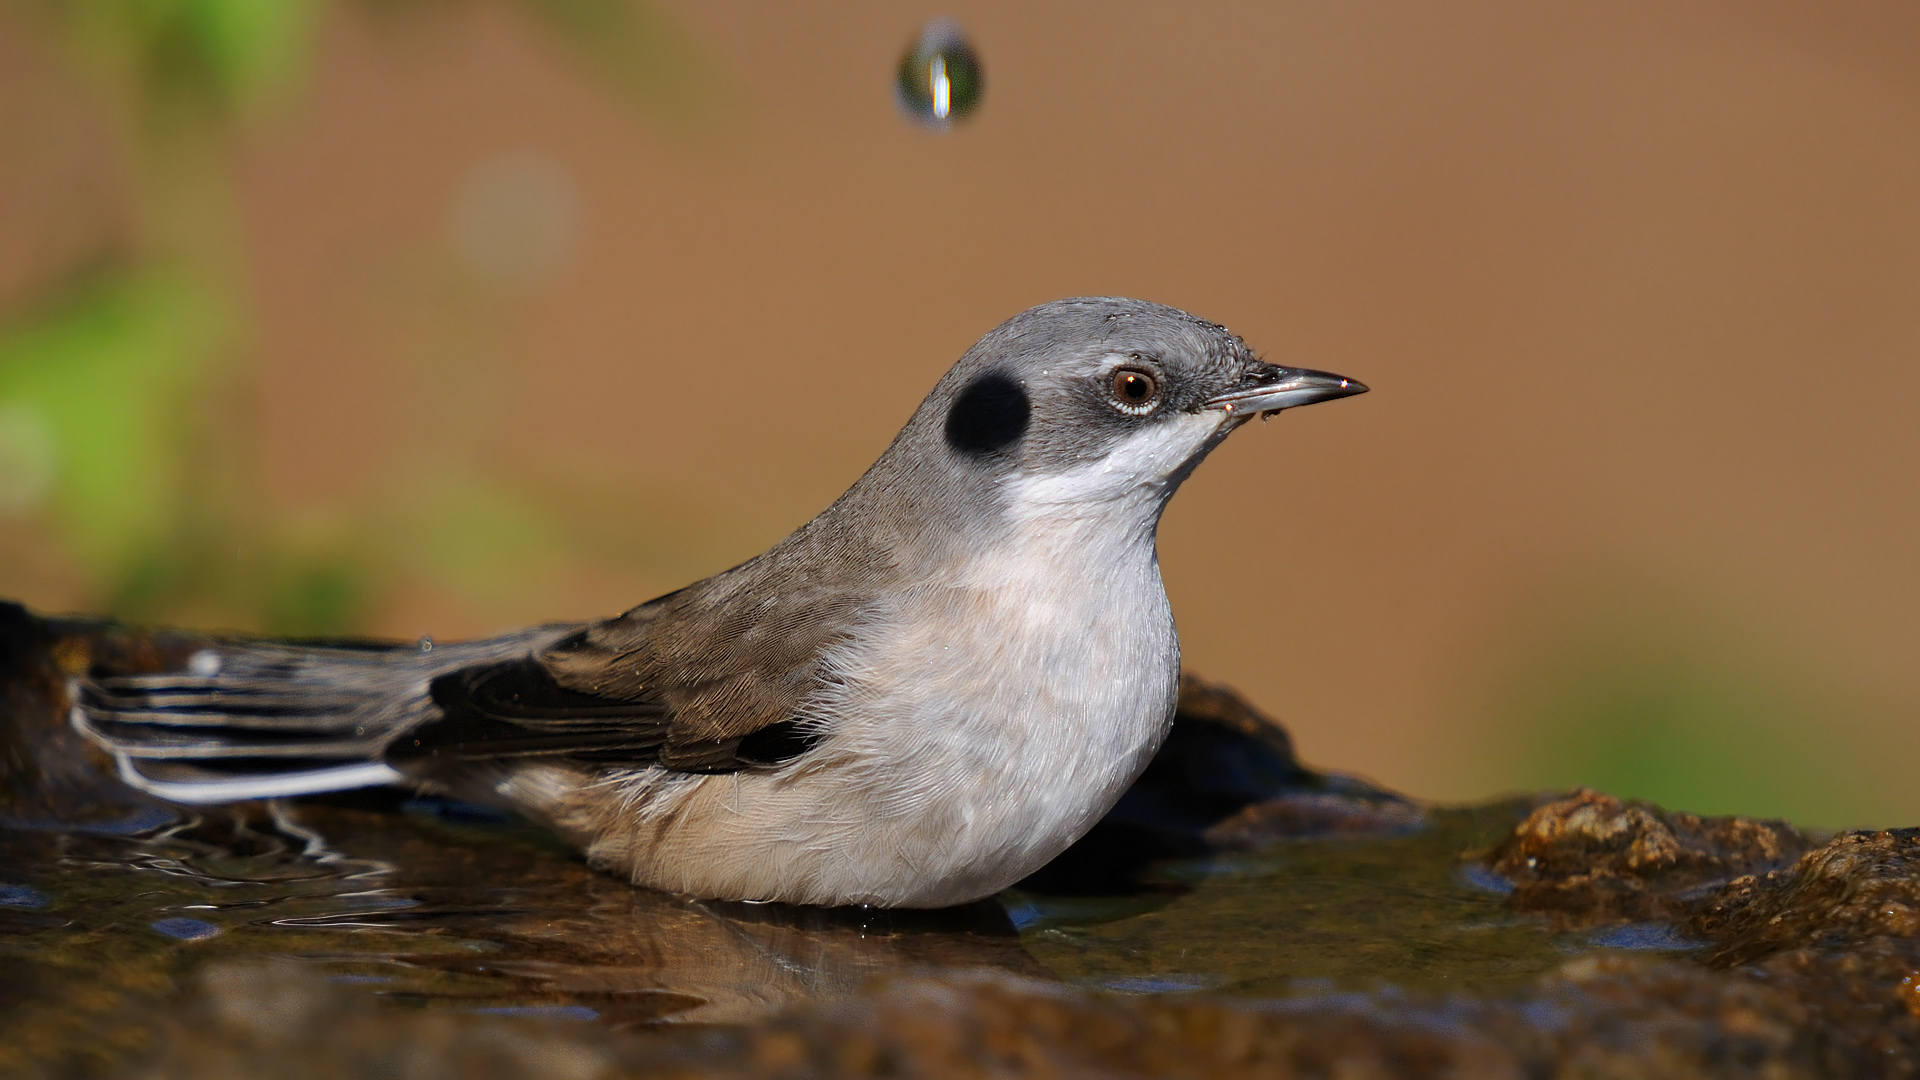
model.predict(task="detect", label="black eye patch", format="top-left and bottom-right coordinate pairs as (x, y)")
top-left (945, 372), bottom-right (1029, 456)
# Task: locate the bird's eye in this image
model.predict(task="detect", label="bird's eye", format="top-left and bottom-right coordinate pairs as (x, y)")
top-left (1108, 366), bottom-right (1161, 415)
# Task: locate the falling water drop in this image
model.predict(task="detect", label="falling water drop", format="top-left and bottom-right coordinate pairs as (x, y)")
top-left (896, 19), bottom-right (982, 128)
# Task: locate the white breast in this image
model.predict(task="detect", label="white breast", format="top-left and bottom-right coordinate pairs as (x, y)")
top-left (812, 494), bottom-right (1180, 905)
top-left (782, 413), bottom-right (1214, 905)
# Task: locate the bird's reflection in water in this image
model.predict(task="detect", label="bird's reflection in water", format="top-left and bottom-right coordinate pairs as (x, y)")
top-left (163, 794), bottom-right (1046, 1025)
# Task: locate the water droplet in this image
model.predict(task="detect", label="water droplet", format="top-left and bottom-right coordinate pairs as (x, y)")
top-left (896, 20), bottom-right (982, 128)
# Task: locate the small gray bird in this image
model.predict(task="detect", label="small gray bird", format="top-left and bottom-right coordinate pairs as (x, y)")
top-left (73, 298), bottom-right (1365, 908)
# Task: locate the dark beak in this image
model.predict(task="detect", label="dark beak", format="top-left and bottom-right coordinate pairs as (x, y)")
top-left (1204, 366), bottom-right (1368, 416)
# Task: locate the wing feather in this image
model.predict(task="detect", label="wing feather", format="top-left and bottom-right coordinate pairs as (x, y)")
top-left (74, 530), bottom-right (886, 796)
top-left (413, 563), bottom-right (867, 772)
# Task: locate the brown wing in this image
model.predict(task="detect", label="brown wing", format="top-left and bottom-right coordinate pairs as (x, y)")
top-left (404, 552), bottom-right (871, 772)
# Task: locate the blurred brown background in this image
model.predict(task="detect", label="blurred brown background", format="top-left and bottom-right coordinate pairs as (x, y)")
top-left (2, 1), bottom-right (1916, 825)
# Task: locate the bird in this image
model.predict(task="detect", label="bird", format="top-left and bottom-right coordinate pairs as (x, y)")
top-left (71, 297), bottom-right (1366, 908)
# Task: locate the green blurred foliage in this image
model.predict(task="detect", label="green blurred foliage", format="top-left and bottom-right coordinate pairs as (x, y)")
top-left (53, 0), bottom-right (320, 120)
top-left (1492, 594), bottom-right (1881, 828)
top-left (512, 0), bottom-right (719, 126)
top-left (260, 559), bottom-right (366, 638)
top-left (0, 0), bottom-right (710, 635)
top-left (0, 272), bottom-right (224, 584)
top-left (33, 0), bottom-right (715, 125)
top-left (394, 477), bottom-right (571, 606)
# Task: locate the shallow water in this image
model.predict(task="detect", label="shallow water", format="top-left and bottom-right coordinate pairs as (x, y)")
top-left (1010, 802), bottom-right (1590, 999)
top-left (0, 782), bottom-right (1678, 1075)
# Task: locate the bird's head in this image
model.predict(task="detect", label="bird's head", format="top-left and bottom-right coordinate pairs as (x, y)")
top-left (901, 298), bottom-right (1365, 525)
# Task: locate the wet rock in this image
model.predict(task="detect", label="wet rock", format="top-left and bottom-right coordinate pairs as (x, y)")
top-left (1488, 787), bottom-right (1815, 923)
top-left (1693, 829), bottom-right (1920, 967)
top-left (1741, 936), bottom-right (1920, 1066)
top-left (137, 962), bottom-right (1534, 1080)
top-left (0, 601), bottom-right (173, 825)
top-left (134, 955), bottom-right (1920, 1080)
top-left (1203, 791), bottom-right (1426, 849)
top-left (1486, 790), bottom-right (1920, 968)
top-left (133, 962), bottom-right (630, 1080)
top-left (1094, 672), bottom-right (1424, 843)
top-left (1472, 791), bottom-right (1920, 1073)
top-left (671, 949), bottom-right (1920, 1078)
top-left (1519, 946), bottom-right (1918, 1078)
top-left (1169, 673), bottom-right (1426, 843)
top-left (709, 970), bottom-right (1527, 1080)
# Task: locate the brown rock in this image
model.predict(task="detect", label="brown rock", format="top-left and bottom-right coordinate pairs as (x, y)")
top-left (1488, 788), bottom-right (1815, 923)
top-left (1173, 672), bottom-right (1308, 759)
top-left (1693, 829), bottom-right (1920, 967)
top-left (1487, 790), bottom-right (1920, 974)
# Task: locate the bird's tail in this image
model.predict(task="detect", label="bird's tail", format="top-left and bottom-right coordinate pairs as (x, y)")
top-left (71, 626), bottom-right (572, 804)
